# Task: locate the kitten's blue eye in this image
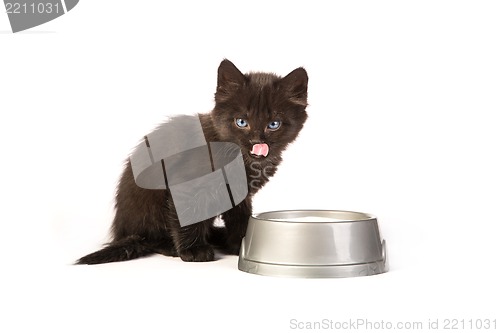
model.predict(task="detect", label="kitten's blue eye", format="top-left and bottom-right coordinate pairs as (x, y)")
top-left (267, 120), bottom-right (281, 130)
top-left (235, 118), bottom-right (248, 128)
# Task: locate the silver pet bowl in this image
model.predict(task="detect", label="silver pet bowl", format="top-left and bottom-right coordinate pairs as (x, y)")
top-left (238, 210), bottom-right (388, 278)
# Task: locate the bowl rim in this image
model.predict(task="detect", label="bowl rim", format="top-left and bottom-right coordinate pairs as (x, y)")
top-left (251, 209), bottom-right (376, 223)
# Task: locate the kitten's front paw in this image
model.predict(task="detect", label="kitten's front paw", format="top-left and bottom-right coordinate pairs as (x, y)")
top-left (179, 245), bottom-right (215, 262)
top-left (224, 240), bottom-right (242, 255)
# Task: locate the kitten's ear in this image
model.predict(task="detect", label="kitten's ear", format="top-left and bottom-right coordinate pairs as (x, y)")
top-left (216, 59), bottom-right (246, 103)
top-left (279, 67), bottom-right (308, 107)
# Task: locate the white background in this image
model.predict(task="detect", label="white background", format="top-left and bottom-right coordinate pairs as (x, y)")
top-left (1, 1), bottom-right (499, 332)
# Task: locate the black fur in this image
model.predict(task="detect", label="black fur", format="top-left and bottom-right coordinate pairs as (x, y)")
top-left (76, 59), bottom-right (308, 264)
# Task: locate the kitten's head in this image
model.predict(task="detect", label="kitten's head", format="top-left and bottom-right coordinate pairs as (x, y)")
top-left (211, 59), bottom-right (308, 164)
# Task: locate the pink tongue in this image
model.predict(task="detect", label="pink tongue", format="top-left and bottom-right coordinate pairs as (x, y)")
top-left (251, 143), bottom-right (269, 157)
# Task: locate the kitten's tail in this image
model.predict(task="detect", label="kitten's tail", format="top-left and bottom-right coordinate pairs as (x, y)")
top-left (75, 235), bottom-right (155, 265)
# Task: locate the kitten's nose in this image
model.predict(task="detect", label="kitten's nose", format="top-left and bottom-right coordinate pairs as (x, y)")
top-left (250, 133), bottom-right (267, 144)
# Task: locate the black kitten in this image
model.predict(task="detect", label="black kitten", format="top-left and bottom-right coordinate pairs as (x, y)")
top-left (77, 59), bottom-right (308, 264)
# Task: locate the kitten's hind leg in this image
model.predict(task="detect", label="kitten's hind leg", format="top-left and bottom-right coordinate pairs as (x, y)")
top-left (148, 238), bottom-right (178, 257)
top-left (170, 219), bottom-right (215, 262)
